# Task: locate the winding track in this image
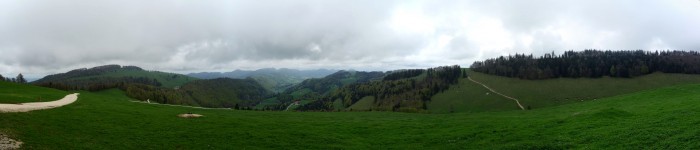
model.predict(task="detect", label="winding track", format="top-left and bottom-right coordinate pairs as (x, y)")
top-left (284, 103), bottom-right (297, 111)
top-left (0, 93), bottom-right (80, 113)
top-left (467, 77), bottom-right (525, 110)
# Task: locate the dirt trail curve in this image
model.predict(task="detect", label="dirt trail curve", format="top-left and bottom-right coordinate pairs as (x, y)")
top-left (468, 77), bottom-right (525, 110)
top-left (284, 103), bottom-right (297, 111)
top-left (0, 93), bottom-right (80, 113)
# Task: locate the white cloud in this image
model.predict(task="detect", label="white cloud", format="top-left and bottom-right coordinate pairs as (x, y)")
top-left (1, 0), bottom-right (699, 78)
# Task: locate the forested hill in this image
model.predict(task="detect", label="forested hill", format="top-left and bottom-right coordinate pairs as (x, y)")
top-left (276, 70), bottom-right (384, 101)
top-left (254, 70), bottom-right (386, 110)
top-left (123, 78), bottom-right (270, 108)
top-left (284, 70), bottom-right (385, 94)
top-left (470, 50), bottom-right (700, 80)
top-left (33, 64), bottom-right (197, 90)
top-left (32, 64), bottom-right (271, 108)
top-left (298, 65), bottom-right (463, 112)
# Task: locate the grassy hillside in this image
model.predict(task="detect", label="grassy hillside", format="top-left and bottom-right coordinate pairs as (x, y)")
top-left (2, 84), bottom-right (700, 148)
top-left (347, 96), bottom-right (374, 111)
top-left (0, 81), bottom-right (69, 103)
top-left (445, 70), bottom-right (700, 111)
top-left (429, 76), bottom-right (517, 113)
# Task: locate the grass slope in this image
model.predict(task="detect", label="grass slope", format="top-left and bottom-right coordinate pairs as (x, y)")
top-left (0, 81), bottom-right (69, 103)
top-left (347, 96), bottom-right (375, 111)
top-left (461, 70), bottom-right (700, 110)
top-left (429, 77), bottom-right (517, 113)
top-left (2, 84), bottom-right (700, 148)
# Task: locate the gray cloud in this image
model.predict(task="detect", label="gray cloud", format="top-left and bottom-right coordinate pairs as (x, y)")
top-left (1, 0), bottom-right (699, 78)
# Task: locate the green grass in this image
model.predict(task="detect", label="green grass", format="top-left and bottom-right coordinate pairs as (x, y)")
top-left (347, 96), bottom-right (375, 111)
top-left (461, 70), bottom-right (700, 110)
top-left (3, 83), bottom-right (700, 148)
top-left (0, 81), bottom-right (69, 103)
top-left (429, 78), bottom-right (518, 113)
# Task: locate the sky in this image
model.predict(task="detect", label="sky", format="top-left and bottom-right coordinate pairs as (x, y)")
top-left (1, 0), bottom-right (699, 79)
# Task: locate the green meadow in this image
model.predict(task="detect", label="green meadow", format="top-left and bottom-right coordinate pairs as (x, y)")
top-left (0, 81), bottom-right (69, 104)
top-left (429, 70), bottom-right (700, 113)
top-left (2, 81), bottom-right (700, 149)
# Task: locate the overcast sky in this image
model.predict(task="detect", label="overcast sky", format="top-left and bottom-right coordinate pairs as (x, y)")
top-left (1, 0), bottom-right (699, 78)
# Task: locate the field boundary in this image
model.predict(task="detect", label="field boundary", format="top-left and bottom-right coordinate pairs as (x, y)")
top-left (468, 77), bottom-right (525, 110)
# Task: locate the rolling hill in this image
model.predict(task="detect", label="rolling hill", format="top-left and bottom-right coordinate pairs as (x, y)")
top-left (299, 66), bottom-right (463, 112)
top-left (429, 69), bottom-right (700, 113)
top-left (33, 64), bottom-right (198, 89)
top-left (254, 70), bottom-right (385, 110)
top-left (2, 79), bottom-right (700, 148)
top-left (178, 78), bottom-right (270, 107)
top-left (32, 65), bottom-right (271, 108)
top-left (121, 78), bottom-right (270, 108)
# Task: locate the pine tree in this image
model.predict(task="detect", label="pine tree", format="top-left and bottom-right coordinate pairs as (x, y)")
top-left (16, 73), bottom-right (26, 83)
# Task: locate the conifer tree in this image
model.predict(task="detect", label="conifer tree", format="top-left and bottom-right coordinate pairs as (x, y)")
top-left (16, 73), bottom-right (26, 83)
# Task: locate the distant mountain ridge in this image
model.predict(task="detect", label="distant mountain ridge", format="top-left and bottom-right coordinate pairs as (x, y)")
top-left (187, 68), bottom-right (337, 79)
top-left (188, 68), bottom-right (338, 92)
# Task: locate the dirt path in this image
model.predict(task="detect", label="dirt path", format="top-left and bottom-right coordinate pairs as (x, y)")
top-left (0, 93), bottom-right (80, 113)
top-left (284, 103), bottom-right (298, 111)
top-left (468, 77), bottom-right (525, 110)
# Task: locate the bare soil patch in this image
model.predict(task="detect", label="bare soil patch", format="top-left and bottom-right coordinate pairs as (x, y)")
top-left (178, 113), bottom-right (203, 118)
top-left (0, 133), bottom-right (22, 150)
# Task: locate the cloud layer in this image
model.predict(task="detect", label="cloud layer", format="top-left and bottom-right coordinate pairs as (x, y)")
top-left (1, 0), bottom-right (699, 78)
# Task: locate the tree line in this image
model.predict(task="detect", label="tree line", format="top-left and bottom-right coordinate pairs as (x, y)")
top-left (0, 73), bottom-right (27, 83)
top-left (383, 69), bottom-right (425, 81)
top-left (470, 50), bottom-right (700, 79)
top-left (35, 76), bottom-right (161, 91)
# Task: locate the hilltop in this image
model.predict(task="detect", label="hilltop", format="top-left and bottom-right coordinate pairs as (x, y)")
top-left (33, 64), bottom-right (198, 89)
